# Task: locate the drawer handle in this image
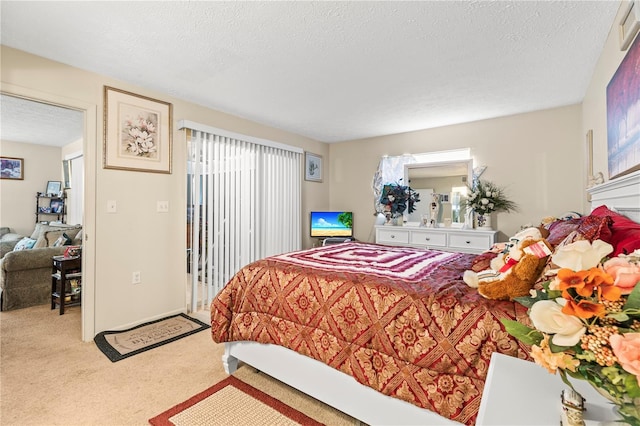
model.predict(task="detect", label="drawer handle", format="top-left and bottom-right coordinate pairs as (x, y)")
top-left (391, 235), bottom-right (395, 239)
top-left (465, 240), bottom-right (471, 244)
top-left (425, 237), bottom-right (430, 241)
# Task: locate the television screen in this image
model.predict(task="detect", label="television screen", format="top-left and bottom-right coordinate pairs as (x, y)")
top-left (310, 211), bottom-right (353, 238)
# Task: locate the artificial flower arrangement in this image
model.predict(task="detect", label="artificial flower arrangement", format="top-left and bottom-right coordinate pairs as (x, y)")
top-left (466, 179), bottom-right (518, 215)
top-left (379, 180), bottom-right (420, 218)
top-left (503, 240), bottom-right (640, 424)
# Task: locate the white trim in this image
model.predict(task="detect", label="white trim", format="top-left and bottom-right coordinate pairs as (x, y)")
top-left (64, 150), bottom-right (83, 161)
top-left (178, 120), bottom-right (303, 154)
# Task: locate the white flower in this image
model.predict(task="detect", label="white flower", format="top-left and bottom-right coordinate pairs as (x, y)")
top-left (530, 300), bottom-right (586, 346)
top-left (481, 198), bottom-right (489, 205)
top-left (551, 240), bottom-right (614, 271)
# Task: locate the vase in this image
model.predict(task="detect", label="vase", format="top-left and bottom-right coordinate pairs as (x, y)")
top-left (476, 213), bottom-right (492, 230)
top-left (591, 384), bottom-right (640, 425)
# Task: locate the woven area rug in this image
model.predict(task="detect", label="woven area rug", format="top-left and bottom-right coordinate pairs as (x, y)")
top-left (149, 376), bottom-right (324, 426)
top-left (94, 313), bottom-right (209, 362)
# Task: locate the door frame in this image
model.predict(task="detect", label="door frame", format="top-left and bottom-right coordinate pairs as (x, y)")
top-left (1, 83), bottom-right (97, 342)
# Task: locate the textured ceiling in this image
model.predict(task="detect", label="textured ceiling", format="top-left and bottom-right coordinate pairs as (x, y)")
top-left (0, 94), bottom-right (84, 147)
top-left (0, 1), bottom-right (620, 144)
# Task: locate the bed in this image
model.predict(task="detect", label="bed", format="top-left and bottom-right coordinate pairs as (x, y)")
top-left (210, 170), bottom-right (640, 426)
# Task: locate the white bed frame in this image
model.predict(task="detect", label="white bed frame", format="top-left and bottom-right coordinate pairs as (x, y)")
top-left (221, 170), bottom-right (640, 426)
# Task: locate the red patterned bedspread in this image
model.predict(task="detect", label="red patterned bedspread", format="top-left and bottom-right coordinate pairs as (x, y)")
top-left (210, 242), bottom-right (531, 425)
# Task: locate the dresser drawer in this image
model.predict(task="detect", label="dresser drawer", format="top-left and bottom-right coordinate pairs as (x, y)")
top-left (448, 233), bottom-right (493, 251)
top-left (409, 230), bottom-right (446, 247)
top-left (376, 228), bottom-right (410, 244)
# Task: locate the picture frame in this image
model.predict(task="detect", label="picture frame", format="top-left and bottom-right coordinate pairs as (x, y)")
top-left (619, 0), bottom-right (640, 51)
top-left (103, 86), bottom-right (173, 174)
top-left (585, 129), bottom-right (604, 201)
top-left (46, 181), bottom-right (62, 195)
top-left (304, 152), bottom-right (323, 182)
top-left (606, 31), bottom-right (640, 179)
top-left (62, 159), bottom-right (71, 189)
top-left (50, 199), bottom-right (63, 214)
top-left (0, 156), bottom-right (24, 180)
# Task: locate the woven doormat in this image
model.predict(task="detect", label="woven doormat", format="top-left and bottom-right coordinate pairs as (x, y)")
top-left (94, 313), bottom-right (209, 362)
top-left (148, 376), bottom-right (324, 426)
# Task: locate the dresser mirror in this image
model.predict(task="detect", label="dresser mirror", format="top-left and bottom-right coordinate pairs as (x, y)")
top-left (403, 159), bottom-right (473, 227)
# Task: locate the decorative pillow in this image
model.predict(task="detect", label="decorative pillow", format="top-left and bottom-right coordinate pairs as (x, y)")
top-left (545, 219), bottom-right (582, 246)
top-left (51, 233), bottom-right (72, 247)
top-left (13, 237), bottom-right (37, 251)
top-left (573, 215), bottom-right (612, 243)
top-left (470, 251), bottom-right (498, 272)
top-left (591, 205), bottom-right (640, 255)
top-left (43, 227), bottom-right (82, 247)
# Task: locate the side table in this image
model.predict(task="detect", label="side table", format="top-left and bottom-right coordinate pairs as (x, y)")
top-left (51, 255), bottom-right (82, 315)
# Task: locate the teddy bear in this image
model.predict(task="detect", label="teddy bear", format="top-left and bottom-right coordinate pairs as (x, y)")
top-left (463, 227), bottom-right (553, 300)
top-left (462, 238), bottom-right (552, 300)
top-left (464, 227), bottom-right (544, 286)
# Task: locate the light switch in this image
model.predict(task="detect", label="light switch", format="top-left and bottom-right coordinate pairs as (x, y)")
top-left (107, 200), bottom-right (117, 213)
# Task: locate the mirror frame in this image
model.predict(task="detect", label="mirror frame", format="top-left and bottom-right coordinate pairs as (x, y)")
top-left (403, 159), bottom-right (473, 225)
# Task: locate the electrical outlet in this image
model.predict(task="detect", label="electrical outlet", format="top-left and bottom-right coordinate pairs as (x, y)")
top-left (157, 201), bottom-right (169, 213)
top-left (132, 271), bottom-right (141, 284)
top-left (107, 200), bottom-right (117, 213)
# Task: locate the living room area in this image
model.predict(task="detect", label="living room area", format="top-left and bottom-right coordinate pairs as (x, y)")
top-left (1, 95), bottom-right (85, 315)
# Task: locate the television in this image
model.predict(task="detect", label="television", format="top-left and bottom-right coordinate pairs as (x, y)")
top-left (310, 211), bottom-right (353, 238)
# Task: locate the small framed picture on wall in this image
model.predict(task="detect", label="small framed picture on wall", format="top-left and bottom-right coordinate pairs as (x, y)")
top-left (305, 152), bottom-right (323, 182)
top-left (0, 156), bottom-right (24, 180)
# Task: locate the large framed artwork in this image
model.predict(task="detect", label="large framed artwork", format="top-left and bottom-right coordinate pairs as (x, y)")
top-left (607, 31), bottom-right (640, 179)
top-left (0, 156), bottom-right (24, 180)
top-left (103, 86), bottom-right (173, 173)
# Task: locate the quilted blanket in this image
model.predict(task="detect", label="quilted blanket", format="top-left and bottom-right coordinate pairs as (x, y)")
top-left (210, 242), bottom-right (531, 425)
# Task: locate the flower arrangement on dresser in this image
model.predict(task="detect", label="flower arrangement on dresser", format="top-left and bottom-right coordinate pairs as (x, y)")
top-left (503, 240), bottom-right (640, 424)
top-left (466, 179), bottom-right (517, 229)
top-left (379, 180), bottom-right (420, 223)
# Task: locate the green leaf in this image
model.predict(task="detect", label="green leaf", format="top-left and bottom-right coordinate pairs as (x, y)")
top-left (513, 291), bottom-right (548, 308)
top-left (626, 373), bottom-right (640, 398)
top-left (501, 319), bottom-right (543, 345)
top-left (624, 284), bottom-right (640, 311)
top-left (608, 312), bottom-right (630, 322)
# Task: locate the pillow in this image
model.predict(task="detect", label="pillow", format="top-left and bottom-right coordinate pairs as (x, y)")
top-left (591, 205), bottom-right (640, 255)
top-left (13, 237), bottom-right (37, 251)
top-left (546, 219), bottom-right (582, 246)
top-left (575, 215), bottom-right (613, 243)
top-left (43, 227), bottom-right (82, 247)
top-left (470, 251), bottom-right (498, 272)
top-left (51, 233), bottom-right (72, 247)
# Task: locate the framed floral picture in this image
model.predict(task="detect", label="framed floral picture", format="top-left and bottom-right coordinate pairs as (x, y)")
top-left (0, 156), bottom-right (24, 180)
top-left (103, 86), bottom-right (173, 173)
top-left (304, 152), bottom-right (323, 182)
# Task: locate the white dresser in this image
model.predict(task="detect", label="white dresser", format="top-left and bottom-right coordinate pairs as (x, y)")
top-left (375, 225), bottom-right (498, 254)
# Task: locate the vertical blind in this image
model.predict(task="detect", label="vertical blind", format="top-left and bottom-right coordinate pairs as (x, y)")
top-left (182, 121), bottom-right (302, 312)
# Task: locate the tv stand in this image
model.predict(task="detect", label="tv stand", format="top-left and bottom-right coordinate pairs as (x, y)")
top-left (321, 237), bottom-right (354, 246)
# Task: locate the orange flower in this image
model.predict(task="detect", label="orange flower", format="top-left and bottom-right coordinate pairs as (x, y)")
top-left (558, 269), bottom-right (593, 298)
top-left (562, 299), bottom-right (606, 319)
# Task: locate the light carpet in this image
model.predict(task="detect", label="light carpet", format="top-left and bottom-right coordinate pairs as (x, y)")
top-left (149, 375), bottom-right (324, 426)
top-left (94, 313), bottom-right (210, 362)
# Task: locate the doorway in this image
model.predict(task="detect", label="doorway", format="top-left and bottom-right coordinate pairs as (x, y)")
top-left (0, 86), bottom-right (97, 342)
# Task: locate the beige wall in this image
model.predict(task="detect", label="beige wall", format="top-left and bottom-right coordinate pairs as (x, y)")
top-left (330, 104), bottom-right (583, 242)
top-left (0, 140), bottom-right (62, 236)
top-left (1, 45), bottom-right (328, 337)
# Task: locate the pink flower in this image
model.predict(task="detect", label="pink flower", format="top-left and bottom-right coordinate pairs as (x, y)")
top-left (603, 257), bottom-right (640, 295)
top-left (610, 333), bottom-right (640, 386)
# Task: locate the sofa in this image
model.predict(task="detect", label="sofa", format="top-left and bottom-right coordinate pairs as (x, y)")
top-left (0, 224), bottom-right (82, 311)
